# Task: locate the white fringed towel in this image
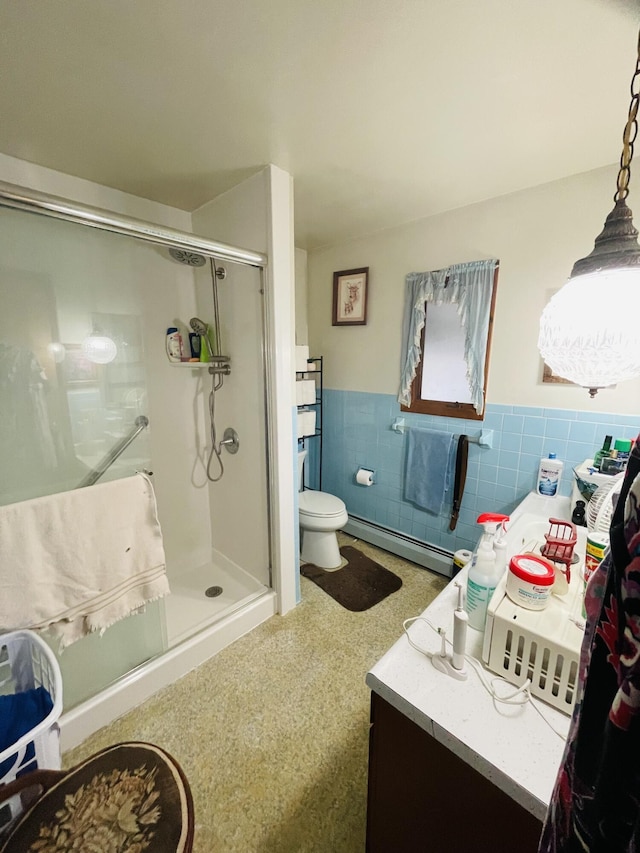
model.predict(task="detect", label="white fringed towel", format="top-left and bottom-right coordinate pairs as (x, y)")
top-left (0, 473), bottom-right (169, 648)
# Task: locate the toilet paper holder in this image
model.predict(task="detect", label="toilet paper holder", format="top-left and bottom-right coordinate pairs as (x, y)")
top-left (356, 467), bottom-right (375, 486)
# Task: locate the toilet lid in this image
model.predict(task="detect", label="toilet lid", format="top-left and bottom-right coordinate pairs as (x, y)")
top-left (299, 490), bottom-right (346, 518)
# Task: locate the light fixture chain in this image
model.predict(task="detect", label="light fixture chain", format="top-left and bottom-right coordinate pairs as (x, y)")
top-left (615, 31), bottom-right (640, 202)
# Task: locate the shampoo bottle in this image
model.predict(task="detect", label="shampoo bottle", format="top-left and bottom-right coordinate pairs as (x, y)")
top-left (466, 513), bottom-right (509, 632)
top-left (166, 327), bottom-right (183, 363)
top-left (537, 453), bottom-right (563, 497)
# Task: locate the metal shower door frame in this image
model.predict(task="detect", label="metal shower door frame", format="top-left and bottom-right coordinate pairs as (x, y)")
top-left (0, 179), bottom-right (276, 591)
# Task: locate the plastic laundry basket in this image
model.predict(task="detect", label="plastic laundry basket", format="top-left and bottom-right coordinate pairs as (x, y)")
top-left (0, 630), bottom-right (63, 785)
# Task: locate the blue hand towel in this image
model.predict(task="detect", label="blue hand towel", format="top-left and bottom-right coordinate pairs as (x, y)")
top-left (405, 429), bottom-right (456, 515)
top-left (0, 685), bottom-right (53, 777)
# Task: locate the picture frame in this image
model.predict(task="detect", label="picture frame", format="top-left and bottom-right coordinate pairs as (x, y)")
top-left (332, 267), bottom-right (369, 326)
top-left (64, 344), bottom-right (99, 385)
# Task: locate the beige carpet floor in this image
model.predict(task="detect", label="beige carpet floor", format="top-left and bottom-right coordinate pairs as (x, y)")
top-left (63, 533), bottom-right (447, 852)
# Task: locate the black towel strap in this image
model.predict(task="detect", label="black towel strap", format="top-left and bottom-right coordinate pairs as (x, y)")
top-left (449, 434), bottom-right (468, 531)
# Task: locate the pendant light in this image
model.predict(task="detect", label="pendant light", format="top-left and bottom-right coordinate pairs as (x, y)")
top-left (538, 31), bottom-right (640, 397)
top-left (81, 330), bottom-right (117, 364)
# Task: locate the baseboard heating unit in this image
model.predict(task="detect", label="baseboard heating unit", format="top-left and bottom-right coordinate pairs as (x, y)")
top-left (343, 516), bottom-right (454, 578)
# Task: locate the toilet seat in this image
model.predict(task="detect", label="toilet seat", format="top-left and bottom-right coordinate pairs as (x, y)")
top-left (299, 490), bottom-right (346, 519)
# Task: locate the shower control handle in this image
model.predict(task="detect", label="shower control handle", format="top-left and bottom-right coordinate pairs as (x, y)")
top-left (220, 427), bottom-right (239, 454)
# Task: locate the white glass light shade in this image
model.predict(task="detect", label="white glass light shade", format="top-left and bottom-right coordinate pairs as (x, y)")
top-left (538, 268), bottom-right (640, 390)
top-left (81, 334), bottom-right (117, 364)
top-left (47, 342), bottom-right (66, 363)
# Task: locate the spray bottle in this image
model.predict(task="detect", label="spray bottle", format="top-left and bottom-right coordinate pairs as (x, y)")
top-left (492, 516), bottom-right (510, 578)
top-left (466, 513), bottom-right (509, 632)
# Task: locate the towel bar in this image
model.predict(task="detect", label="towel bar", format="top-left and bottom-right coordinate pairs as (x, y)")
top-left (390, 417), bottom-right (493, 449)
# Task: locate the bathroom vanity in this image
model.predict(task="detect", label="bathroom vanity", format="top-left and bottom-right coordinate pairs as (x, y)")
top-left (365, 493), bottom-right (576, 852)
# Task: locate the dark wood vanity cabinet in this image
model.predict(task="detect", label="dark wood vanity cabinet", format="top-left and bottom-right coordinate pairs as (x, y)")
top-left (365, 692), bottom-right (543, 853)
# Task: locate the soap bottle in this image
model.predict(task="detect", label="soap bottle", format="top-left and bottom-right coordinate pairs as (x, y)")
top-left (199, 326), bottom-right (216, 363)
top-left (166, 327), bottom-right (183, 362)
top-left (537, 453), bottom-right (563, 497)
top-left (466, 513), bottom-right (509, 632)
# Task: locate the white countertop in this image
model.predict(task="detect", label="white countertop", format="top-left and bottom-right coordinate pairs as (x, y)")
top-left (366, 492), bottom-right (576, 823)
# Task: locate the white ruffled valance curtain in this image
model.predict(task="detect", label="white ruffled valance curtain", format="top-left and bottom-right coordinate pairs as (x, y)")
top-left (397, 258), bottom-right (498, 415)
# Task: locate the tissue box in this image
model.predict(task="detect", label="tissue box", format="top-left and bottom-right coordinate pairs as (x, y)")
top-left (295, 345), bottom-right (309, 373)
top-left (296, 379), bottom-right (316, 406)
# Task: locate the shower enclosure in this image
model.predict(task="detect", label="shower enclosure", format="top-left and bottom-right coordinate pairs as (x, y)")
top-left (0, 178), bottom-right (290, 738)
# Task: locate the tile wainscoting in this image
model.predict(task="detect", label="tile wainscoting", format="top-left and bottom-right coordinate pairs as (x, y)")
top-left (321, 390), bottom-right (639, 558)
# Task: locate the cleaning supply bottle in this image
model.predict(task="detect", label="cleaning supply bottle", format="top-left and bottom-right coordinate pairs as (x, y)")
top-left (492, 517), bottom-right (510, 577)
top-left (537, 453), bottom-right (563, 497)
top-left (466, 513), bottom-right (509, 631)
top-left (593, 435), bottom-right (613, 471)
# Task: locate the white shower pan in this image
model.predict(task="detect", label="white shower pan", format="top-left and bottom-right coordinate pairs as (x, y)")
top-left (58, 587), bottom-right (276, 753)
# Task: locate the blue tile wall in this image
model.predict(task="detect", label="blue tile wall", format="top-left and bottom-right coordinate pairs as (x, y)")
top-left (321, 390), bottom-right (639, 555)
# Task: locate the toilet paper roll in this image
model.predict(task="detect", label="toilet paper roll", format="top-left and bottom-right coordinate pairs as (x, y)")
top-left (297, 408), bottom-right (316, 437)
top-left (303, 409), bottom-right (316, 436)
top-left (295, 345), bottom-right (310, 373)
top-left (356, 468), bottom-right (374, 486)
top-left (297, 379), bottom-right (316, 405)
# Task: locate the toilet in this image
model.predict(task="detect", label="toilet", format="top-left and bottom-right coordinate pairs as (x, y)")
top-left (298, 449), bottom-right (348, 569)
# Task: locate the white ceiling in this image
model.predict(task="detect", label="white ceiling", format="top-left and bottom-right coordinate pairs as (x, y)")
top-left (0, 0), bottom-right (638, 249)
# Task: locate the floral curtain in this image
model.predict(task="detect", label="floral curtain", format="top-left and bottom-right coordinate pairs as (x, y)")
top-left (397, 258), bottom-right (498, 415)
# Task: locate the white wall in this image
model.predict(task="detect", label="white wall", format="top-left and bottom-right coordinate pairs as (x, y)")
top-left (191, 173), bottom-right (270, 586)
top-left (192, 165), bottom-right (297, 613)
top-left (295, 247), bottom-right (308, 345)
top-left (306, 164), bottom-right (640, 415)
top-left (0, 154), bottom-right (193, 231)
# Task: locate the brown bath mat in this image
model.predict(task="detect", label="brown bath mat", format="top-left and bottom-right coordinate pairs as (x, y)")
top-left (300, 545), bottom-right (402, 611)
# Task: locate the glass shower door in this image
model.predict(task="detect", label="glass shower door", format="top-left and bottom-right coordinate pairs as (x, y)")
top-left (0, 206), bottom-right (165, 709)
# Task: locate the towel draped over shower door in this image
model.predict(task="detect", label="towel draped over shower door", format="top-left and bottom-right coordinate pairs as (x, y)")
top-left (0, 473), bottom-right (169, 648)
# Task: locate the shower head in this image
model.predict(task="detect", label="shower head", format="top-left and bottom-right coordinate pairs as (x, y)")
top-left (168, 248), bottom-right (206, 267)
top-left (190, 317), bottom-right (214, 358)
top-left (189, 317), bottom-right (208, 337)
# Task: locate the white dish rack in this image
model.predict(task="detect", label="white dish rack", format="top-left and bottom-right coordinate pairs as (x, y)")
top-left (482, 512), bottom-right (589, 715)
top-left (0, 630), bottom-right (63, 785)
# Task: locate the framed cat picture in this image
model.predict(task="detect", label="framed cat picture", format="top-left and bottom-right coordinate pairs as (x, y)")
top-left (332, 267), bottom-right (369, 326)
